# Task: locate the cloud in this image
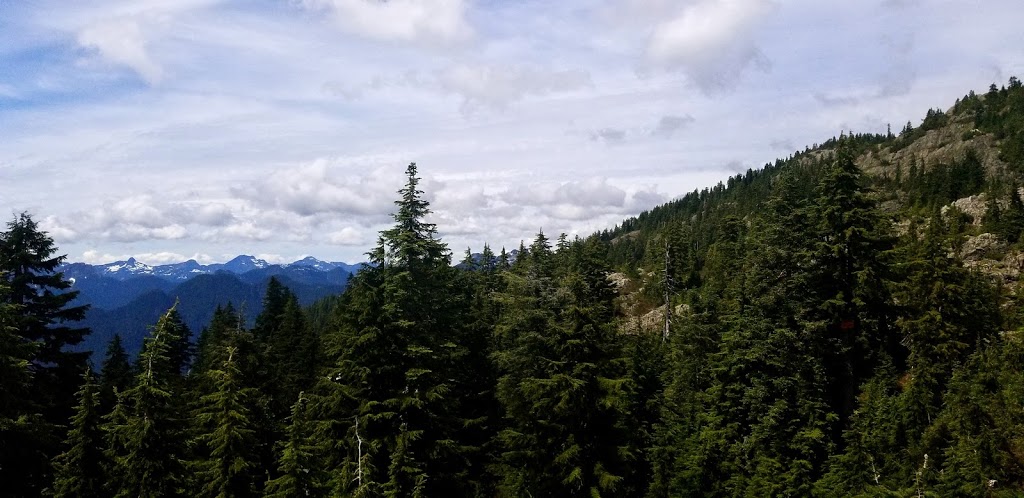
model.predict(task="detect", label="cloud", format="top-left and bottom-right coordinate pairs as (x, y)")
top-left (437, 64), bottom-right (592, 111)
top-left (300, 0), bottom-right (472, 45)
top-left (651, 114), bottom-right (695, 137)
top-left (876, 34), bottom-right (916, 98)
top-left (77, 17), bottom-right (164, 84)
top-left (590, 128), bottom-right (627, 144)
top-left (644, 0), bottom-right (774, 94)
top-left (769, 139), bottom-right (795, 152)
top-left (814, 91), bottom-right (863, 107)
top-left (233, 160), bottom-right (398, 218)
top-left (218, 221), bottom-right (273, 241)
top-left (39, 194), bottom-right (244, 243)
top-left (327, 227), bottom-right (367, 246)
top-left (325, 64), bottom-right (592, 111)
top-left (80, 249), bottom-right (215, 265)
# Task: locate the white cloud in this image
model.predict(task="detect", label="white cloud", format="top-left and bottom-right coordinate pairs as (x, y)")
top-left (327, 227), bottom-right (367, 246)
top-left (652, 114), bottom-right (695, 137)
top-left (77, 17), bottom-right (164, 84)
top-left (233, 159), bottom-right (398, 217)
top-left (301, 0), bottom-right (472, 44)
top-left (0, 83), bottom-right (19, 98)
top-left (6, 0), bottom-right (1023, 264)
top-left (590, 128), bottom-right (627, 144)
top-left (218, 221), bottom-right (273, 241)
top-left (437, 64), bottom-right (592, 111)
top-left (502, 178), bottom-right (628, 211)
top-left (645, 0), bottom-right (775, 93)
top-left (79, 249), bottom-right (216, 265)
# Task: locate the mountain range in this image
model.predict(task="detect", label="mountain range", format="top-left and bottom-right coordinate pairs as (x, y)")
top-left (62, 255), bottom-right (362, 360)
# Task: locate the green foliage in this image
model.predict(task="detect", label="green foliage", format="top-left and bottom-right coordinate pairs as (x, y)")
top-left (493, 234), bottom-right (633, 497)
top-left (191, 347), bottom-right (259, 498)
top-left (103, 306), bottom-right (189, 498)
top-left (316, 162), bottom-right (482, 497)
top-left (99, 334), bottom-right (133, 413)
top-left (265, 392), bottom-right (325, 498)
top-left (52, 369), bottom-right (105, 498)
top-left (0, 279), bottom-right (51, 497)
top-left (0, 213), bottom-right (89, 496)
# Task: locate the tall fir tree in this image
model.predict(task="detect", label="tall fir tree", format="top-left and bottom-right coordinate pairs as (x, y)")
top-left (494, 234), bottom-right (633, 497)
top-left (98, 334), bottom-right (133, 413)
top-left (0, 213), bottom-right (90, 408)
top-left (104, 306), bottom-right (189, 498)
top-left (318, 162), bottom-right (476, 496)
top-left (191, 346), bottom-right (259, 498)
top-left (0, 213), bottom-right (89, 496)
top-left (52, 368), bottom-right (104, 498)
top-left (265, 392), bottom-right (325, 498)
top-left (0, 279), bottom-right (50, 497)
top-left (806, 138), bottom-right (895, 431)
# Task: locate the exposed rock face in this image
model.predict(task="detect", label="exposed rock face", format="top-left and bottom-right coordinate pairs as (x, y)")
top-left (942, 193), bottom-right (988, 225)
top-left (960, 233), bottom-right (1006, 261)
top-left (618, 303), bottom-right (689, 335)
top-left (858, 118), bottom-right (1008, 180)
top-left (607, 272), bottom-right (630, 289)
top-left (964, 249), bottom-right (1024, 286)
top-left (956, 233), bottom-right (1024, 287)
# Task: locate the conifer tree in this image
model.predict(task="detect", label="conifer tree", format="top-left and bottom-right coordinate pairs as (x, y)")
top-left (494, 234), bottom-right (632, 497)
top-left (0, 280), bottom-right (50, 497)
top-left (319, 163), bottom-right (475, 496)
top-left (806, 138), bottom-right (895, 428)
top-left (99, 334), bottom-right (133, 413)
top-left (0, 214), bottom-right (90, 421)
top-left (52, 369), bottom-right (104, 498)
top-left (193, 303), bottom-right (242, 375)
top-left (0, 213), bottom-right (89, 496)
top-left (104, 306), bottom-right (188, 498)
top-left (192, 346), bottom-right (258, 498)
top-left (265, 392), bottom-right (324, 498)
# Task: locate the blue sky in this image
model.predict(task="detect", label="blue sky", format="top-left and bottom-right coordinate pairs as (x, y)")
top-left (1, 0), bottom-right (1022, 265)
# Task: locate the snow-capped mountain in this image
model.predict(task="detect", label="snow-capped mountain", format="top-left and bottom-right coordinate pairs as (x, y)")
top-left (62, 255), bottom-right (360, 283)
top-left (61, 255), bottom-right (363, 360)
top-left (97, 257), bottom-right (154, 279)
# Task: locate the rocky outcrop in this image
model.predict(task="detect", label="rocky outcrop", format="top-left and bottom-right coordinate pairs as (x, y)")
top-left (960, 233), bottom-right (1006, 261)
top-left (858, 119), bottom-right (1008, 179)
top-left (957, 233), bottom-right (1024, 287)
top-left (942, 193), bottom-right (988, 225)
top-left (619, 303), bottom-right (690, 335)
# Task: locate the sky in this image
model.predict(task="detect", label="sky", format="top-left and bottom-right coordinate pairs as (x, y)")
top-left (1, 0), bottom-right (1023, 265)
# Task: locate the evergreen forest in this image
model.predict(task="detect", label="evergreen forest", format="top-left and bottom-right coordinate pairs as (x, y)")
top-left (5, 78), bottom-right (1024, 497)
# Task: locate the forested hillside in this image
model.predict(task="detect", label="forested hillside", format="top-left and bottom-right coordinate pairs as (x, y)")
top-left (3, 78), bottom-right (1024, 497)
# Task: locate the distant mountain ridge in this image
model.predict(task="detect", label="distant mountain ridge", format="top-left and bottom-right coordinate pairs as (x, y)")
top-left (61, 255), bottom-right (364, 360)
top-left (62, 254), bottom-right (364, 283)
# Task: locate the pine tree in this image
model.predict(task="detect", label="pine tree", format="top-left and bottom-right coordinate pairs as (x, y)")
top-left (253, 277), bottom-right (289, 343)
top-left (99, 334), bottom-right (133, 413)
top-left (267, 293), bottom-right (317, 414)
top-left (265, 392), bottom-right (324, 498)
top-left (806, 138), bottom-right (895, 430)
top-left (0, 213), bottom-right (89, 496)
top-left (0, 279), bottom-right (49, 497)
top-left (494, 234), bottom-right (632, 497)
top-left (193, 303), bottom-right (242, 375)
top-left (104, 306), bottom-right (188, 498)
top-left (52, 369), bottom-right (104, 498)
top-left (318, 163), bottom-right (475, 496)
top-left (0, 213), bottom-right (90, 408)
top-left (192, 347), bottom-right (258, 498)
